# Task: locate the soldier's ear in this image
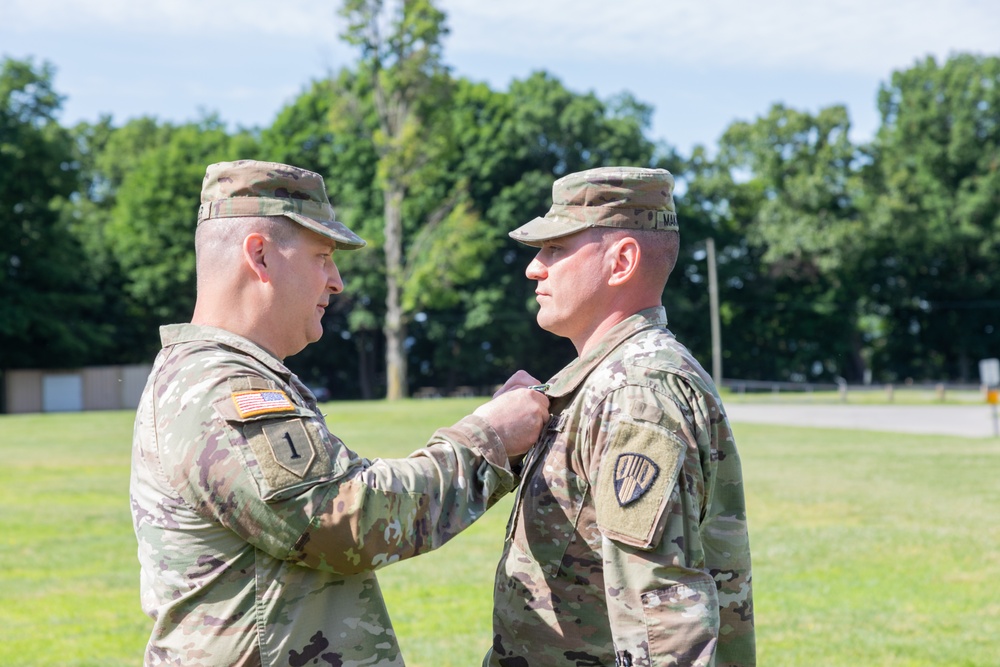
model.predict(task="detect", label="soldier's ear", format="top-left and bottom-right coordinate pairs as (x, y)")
top-left (242, 233), bottom-right (271, 284)
top-left (607, 236), bottom-right (640, 287)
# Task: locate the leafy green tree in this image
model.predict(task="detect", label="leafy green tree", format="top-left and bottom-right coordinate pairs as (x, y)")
top-left (58, 115), bottom-right (176, 365)
top-left (258, 79), bottom-right (380, 397)
top-left (705, 103), bottom-right (872, 382)
top-left (864, 53), bottom-right (1000, 381)
top-left (406, 73), bottom-right (662, 391)
top-left (259, 59), bottom-right (664, 397)
top-left (670, 144), bottom-right (773, 382)
top-left (263, 64), bottom-right (475, 399)
top-left (0, 57), bottom-right (111, 369)
top-left (456, 72), bottom-right (657, 382)
top-left (102, 117), bottom-right (258, 358)
top-left (336, 0), bottom-right (474, 399)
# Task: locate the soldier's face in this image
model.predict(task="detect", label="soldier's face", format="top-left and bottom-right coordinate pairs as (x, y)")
top-left (525, 229), bottom-right (610, 347)
top-left (269, 228), bottom-right (343, 356)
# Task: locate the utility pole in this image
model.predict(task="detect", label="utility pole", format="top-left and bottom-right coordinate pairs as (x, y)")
top-left (706, 238), bottom-right (722, 388)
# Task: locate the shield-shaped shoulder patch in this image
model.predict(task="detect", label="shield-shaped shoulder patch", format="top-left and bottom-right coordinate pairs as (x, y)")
top-left (260, 419), bottom-right (316, 478)
top-left (614, 453), bottom-right (660, 506)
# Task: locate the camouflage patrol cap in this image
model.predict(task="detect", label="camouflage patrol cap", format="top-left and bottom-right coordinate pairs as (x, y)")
top-left (198, 160), bottom-right (366, 250)
top-left (510, 166), bottom-right (677, 247)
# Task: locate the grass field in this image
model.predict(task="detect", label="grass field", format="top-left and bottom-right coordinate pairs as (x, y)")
top-left (1, 399), bottom-right (998, 666)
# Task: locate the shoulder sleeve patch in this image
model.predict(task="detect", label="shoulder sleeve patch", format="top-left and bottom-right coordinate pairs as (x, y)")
top-left (243, 417), bottom-right (318, 484)
top-left (596, 419), bottom-right (685, 549)
top-left (613, 453), bottom-right (660, 506)
top-left (238, 416), bottom-right (349, 501)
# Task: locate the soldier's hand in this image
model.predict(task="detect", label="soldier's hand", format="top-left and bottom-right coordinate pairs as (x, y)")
top-left (475, 371), bottom-right (549, 458)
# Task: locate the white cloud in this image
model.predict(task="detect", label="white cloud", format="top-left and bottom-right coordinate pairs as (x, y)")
top-left (6, 0), bottom-right (996, 76)
top-left (3, 0), bottom-right (342, 39)
top-left (442, 0), bottom-right (1000, 76)
top-left (3, 0), bottom-right (996, 148)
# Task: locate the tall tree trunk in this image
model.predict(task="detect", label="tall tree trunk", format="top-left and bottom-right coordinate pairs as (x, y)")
top-left (355, 333), bottom-right (374, 400)
top-left (383, 187), bottom-right (408, 399)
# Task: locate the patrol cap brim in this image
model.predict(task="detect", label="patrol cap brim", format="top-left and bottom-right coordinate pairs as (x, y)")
top-left (197, 196), bottom-right (367, 251)
top-left (508, 215), bottom-right (592, 247)
top-left (285, 213), bottom-right (367, 251)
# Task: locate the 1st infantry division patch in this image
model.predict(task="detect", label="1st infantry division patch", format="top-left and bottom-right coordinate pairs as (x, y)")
top-left (614, 453), bottom-right (660, 506)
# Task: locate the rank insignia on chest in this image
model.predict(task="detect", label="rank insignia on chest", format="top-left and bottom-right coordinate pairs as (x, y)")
top-left (231, 390), bottom-right (295, 418)
top-left (614, 453), bottom-right (660, 506)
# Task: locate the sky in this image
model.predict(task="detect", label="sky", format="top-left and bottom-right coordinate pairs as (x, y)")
top-left (2, 0), bottom-right (998, 157)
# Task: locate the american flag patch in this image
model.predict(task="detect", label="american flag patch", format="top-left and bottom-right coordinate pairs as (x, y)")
top-left (231, 390), bottom-right (295, 418)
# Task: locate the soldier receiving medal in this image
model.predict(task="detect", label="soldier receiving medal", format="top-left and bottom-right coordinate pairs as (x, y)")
top-left (486, 167), bottom-right (756, 667)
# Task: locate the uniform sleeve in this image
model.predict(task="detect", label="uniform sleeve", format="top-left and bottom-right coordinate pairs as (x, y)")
top-left (290, 414), bottom-right (517, 574)
top-left (591, 378), bottom-right (753, 667)
top-left (169, 372), bottom-right (516, 576)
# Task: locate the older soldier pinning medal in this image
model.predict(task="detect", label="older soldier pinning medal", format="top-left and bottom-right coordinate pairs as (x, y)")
top-left (129, 159), bottom-right (549, 666)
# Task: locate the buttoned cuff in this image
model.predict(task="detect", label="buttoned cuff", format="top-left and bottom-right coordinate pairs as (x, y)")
top-left (447, 414), bottom-right (511, 471)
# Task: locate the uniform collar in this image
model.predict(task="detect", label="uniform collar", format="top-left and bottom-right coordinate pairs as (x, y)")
top-left (159, 323), bottom-right (292, 379)
top-left (545, 306), bottom-right (668, 399)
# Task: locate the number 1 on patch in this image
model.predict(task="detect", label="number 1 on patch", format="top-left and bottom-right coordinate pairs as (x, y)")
top-left (261, 419), bottom-right (316, 478)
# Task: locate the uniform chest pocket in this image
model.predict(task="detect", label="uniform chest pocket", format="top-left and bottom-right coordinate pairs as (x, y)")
top-left (512, 418), bottom-right (590, 576)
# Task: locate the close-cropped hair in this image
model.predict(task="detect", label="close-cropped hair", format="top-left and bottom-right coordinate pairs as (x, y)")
top-left (194, 215), bottom-right (299, 281)
top-left (601, 227), bottom-right (680, 288)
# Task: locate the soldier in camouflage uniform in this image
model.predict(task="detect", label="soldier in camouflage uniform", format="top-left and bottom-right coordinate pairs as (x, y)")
top-left (130, 160), bottom-right (549, 666)
top-left (486, 167), bottom-right (755, 667)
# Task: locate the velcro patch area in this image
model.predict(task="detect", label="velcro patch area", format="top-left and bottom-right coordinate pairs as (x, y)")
top-left (242, 417), bottom-right (330, 499)
top-left (232, 389), bottom-right (295, 418)
top-left (596, 418), bottom-right (685, 549)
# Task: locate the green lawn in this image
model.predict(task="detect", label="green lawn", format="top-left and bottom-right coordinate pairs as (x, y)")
top-left (1, 400), bottom-right (998, 666)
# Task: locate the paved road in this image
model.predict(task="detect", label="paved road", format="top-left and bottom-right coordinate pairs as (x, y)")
top-left (724, 403), bottom-right (1000, 438)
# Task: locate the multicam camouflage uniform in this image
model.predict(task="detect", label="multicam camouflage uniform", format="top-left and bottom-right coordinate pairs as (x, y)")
top-left (130, 160), bottom-right (516, 666)
top-left (487, 308), bottom-right (754, 667)
top-left (489, 167), bottom-right (754, 666)
top-left (131, 324), bottom-right (514, 666)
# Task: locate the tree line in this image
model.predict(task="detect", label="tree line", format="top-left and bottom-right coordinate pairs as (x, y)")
top-left (2, 2), bottom-right (998, 399)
